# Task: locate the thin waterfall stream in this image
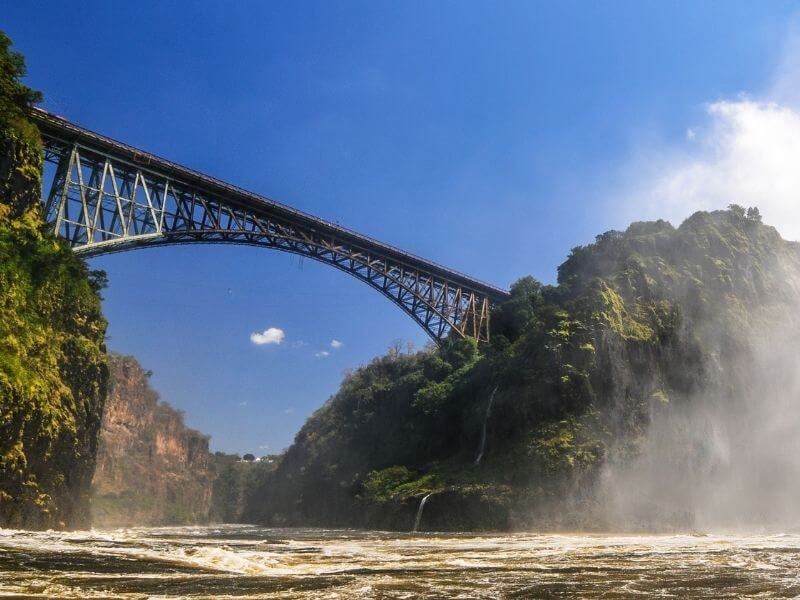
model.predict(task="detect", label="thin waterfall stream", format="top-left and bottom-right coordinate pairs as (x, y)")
top-left (474, 386), bottom-right (499, 465)
top-left (413, 494), bottom-right (432, 532)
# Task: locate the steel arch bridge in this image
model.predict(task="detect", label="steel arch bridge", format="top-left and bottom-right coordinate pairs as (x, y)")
top-left (32, 108), bottom-right (508, 344)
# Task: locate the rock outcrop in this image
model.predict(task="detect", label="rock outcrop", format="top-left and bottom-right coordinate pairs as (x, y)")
top-left (91, 354), bottom-right (212, 527)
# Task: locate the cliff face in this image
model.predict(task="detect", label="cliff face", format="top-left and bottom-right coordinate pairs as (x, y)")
top-left (244, 208), bottom-right (800, 531)
top-left (91, 354), bottom-right (212, 527)
top-left (0, 32), bottom-right (108, 529)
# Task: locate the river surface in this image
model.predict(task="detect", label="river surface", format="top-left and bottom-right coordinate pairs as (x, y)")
top-left (2, 525), bottom-right (800, 598)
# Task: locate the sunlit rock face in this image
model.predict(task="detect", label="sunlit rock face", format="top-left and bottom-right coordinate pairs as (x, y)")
top-left (91, 354), bottom-right (212, 527)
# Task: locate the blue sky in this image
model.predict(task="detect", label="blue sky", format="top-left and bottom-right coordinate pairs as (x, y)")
top-left (5, 2), bottom-right (800, 454)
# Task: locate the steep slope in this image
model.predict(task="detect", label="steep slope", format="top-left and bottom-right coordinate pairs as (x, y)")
top-left (244, 207), bottom-right (800, 531)
top-left (0, 32), bottom-right (108, 529)
top-left (91, 354), bottom-right (212, 527)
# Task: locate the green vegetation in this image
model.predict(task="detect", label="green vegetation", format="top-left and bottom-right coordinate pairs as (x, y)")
top-left (209, 452), bottom-right (277, 523)
top-left (361, 466), bottom-right (443, 504)
top-left (244, 205), bottom-right (800, 531)
top-left (0, 32), bottom-right (108, 529)
top-left (0, 30), bottom-right (792, 533)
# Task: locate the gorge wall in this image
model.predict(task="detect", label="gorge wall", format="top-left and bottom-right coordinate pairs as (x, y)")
top-left (209, 452), bottom-right (277, 523)
top-left (0, 33), bottom-right (108, 529)
top-left (91, 354), bottom-right (212, 527)
top-left (244, 207), bottom-right (800, 532)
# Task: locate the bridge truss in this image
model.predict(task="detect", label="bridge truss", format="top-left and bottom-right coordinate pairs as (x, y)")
top-left (32, 108), bottom-right (508, 343)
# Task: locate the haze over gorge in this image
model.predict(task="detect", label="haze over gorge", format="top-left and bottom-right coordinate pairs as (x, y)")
top-left (6, 5), bottom-right (800, 597)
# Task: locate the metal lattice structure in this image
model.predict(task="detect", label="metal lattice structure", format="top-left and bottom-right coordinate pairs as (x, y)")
top-left (32, 108), bottom-right (508, 343)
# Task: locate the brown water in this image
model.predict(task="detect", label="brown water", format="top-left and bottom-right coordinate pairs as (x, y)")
top-left (2, 525), bottom-right (800, 598)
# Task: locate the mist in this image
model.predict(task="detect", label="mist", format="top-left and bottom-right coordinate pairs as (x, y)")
top-left (600, 258), bottom-right (800, 532)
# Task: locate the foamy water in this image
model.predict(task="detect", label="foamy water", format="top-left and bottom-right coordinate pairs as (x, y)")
top-left (2, 525), bottom-right (800, 598)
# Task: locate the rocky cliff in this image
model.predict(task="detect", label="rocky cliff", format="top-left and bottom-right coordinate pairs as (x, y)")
top-left (91, 354), bottom-right (212, 527)
top-left (0, 32), bottom-right (108, 529)
top-left (244, 207), bottom-right (800, 532)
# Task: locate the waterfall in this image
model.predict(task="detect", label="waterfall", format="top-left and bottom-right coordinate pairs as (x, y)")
top-left (413, 493), bottom-right (432, 532)
top-left (474, 386), bottom-right (499, 465)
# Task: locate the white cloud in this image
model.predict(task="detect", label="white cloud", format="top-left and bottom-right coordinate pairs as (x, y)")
top-left (617, 31), bottom-right (800, 241)
top-left (283, 408), bottom-right (295, 414)
top-left (330, 339), bottom-right (343, 349)
top-left (250, 327), bottom-right (285, 345)
top-left (238, 400), bottom-right (248, 407)
top-left (620, 100), bottom-right (800, 241)
top-left (315, 350), bottom-right (330, 358)
top-left (292, 340), bottom-right (308, 348)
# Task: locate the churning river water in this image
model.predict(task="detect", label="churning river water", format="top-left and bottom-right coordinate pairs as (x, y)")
top-left (2, 525), bottom-right (800, 598)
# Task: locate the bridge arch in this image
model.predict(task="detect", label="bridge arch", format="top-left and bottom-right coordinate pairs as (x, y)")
top-left (33, 108), bottom-right (508, 344)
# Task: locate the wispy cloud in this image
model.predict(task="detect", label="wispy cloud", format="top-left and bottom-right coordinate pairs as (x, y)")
top-left (615, 29), bottom-right (800, 241)
top-left (292, 340), bottom-right (308, 348)
top-left (238, 400), bottom-right (248, 407)
top-left (315, 350), bottom-right (330, 358)
top-left (283, 408), bottom-right (295, 414)
top-left (330, 339), bottom-right (343, 349)
top-left (250, 327), bottom-right (285, 346)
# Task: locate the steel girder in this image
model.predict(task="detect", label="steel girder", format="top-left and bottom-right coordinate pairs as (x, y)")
top-left (33, 108), bottom-right (508, 344)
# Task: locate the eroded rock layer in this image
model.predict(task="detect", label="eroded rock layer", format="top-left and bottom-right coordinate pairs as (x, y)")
top-left (91, 355), bottom-right (211, 527)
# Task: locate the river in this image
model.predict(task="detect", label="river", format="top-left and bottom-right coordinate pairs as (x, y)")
top-left (2, 525), bottom-right (800, 598)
